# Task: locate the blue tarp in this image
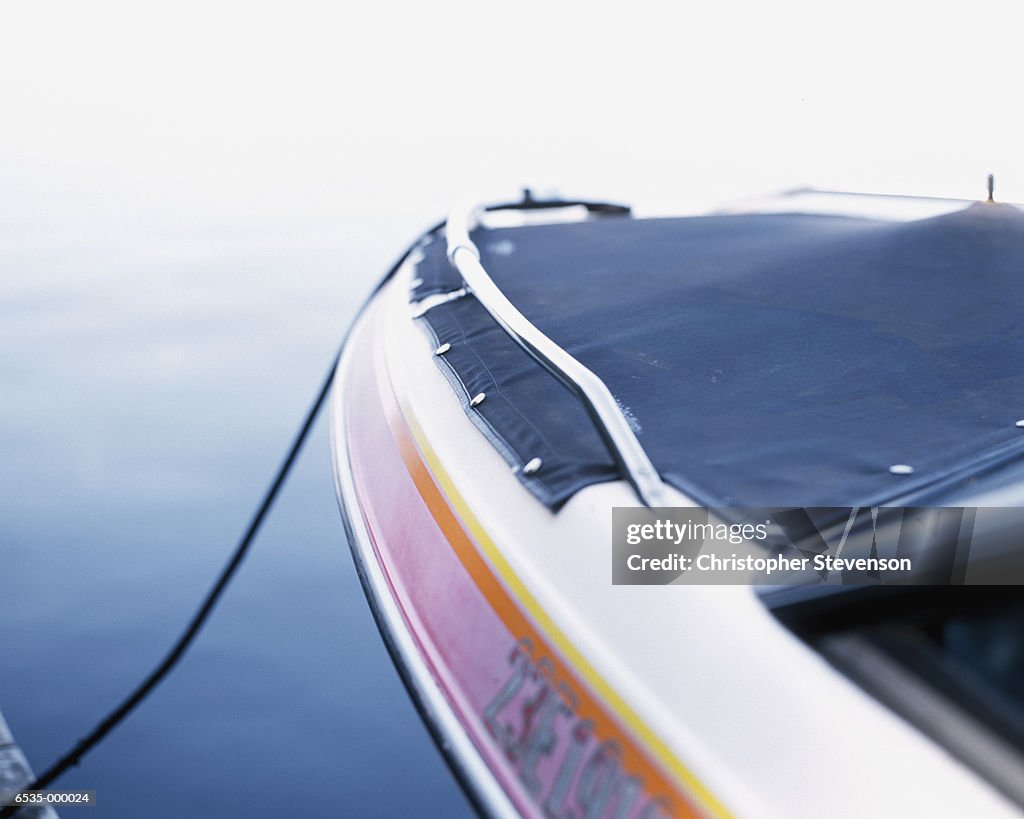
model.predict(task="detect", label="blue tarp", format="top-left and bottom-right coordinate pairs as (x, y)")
top-left (412, 204), bottom-right (1024, 509)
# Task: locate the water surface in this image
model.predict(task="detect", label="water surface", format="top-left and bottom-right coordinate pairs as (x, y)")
top-left (0, 187), bottom-right (474, 817)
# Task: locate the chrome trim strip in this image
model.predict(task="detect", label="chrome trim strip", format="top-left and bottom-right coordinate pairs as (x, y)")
top-left (329, 298), bottom-right (521, 819)
top-left (445, 200), bottom-right (670, 507)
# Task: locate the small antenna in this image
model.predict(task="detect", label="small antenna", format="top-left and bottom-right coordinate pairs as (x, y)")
top-left (987, 173), bottom-right (995, 203)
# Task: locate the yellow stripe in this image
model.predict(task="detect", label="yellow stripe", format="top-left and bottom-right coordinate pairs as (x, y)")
top-left (397, 396), bottom-right (730, 818)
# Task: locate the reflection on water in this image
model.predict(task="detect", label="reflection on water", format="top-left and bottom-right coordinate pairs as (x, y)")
top-left (0, 190), bottom-right (473, 817)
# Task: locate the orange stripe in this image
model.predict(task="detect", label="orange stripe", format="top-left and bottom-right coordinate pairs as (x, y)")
top-left (374, 357), bottom-right (709, 817)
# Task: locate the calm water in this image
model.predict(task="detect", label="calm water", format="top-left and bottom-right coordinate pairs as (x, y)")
top-left (0, 187), bottom-right (474, 817)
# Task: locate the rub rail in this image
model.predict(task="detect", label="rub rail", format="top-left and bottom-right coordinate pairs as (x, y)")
top-left (445, 200), bottom-right (670, 507)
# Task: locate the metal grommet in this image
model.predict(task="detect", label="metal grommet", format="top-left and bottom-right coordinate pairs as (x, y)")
top-left (522, 457), bottom-right (542, 475)
top-left (434, 343), bottom-right (451, 355)
top-left (470, 392), bottom-right (486, 407)
top-left (889, 464), bottom-right (914, 475)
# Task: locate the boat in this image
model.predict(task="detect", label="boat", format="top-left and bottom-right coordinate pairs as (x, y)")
top-left (329, 188), bottom-right (1024, 817)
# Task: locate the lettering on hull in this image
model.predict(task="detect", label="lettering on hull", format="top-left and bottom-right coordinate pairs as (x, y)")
top-left (484, 639), bottom-right (671, 819)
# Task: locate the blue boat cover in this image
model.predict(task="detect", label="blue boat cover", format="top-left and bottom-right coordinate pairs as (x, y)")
top-left (411, 204), bottom-right (1024, 509)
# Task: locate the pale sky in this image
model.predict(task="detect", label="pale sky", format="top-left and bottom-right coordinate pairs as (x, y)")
top-left (2, 1), bottom-right (1022, 226)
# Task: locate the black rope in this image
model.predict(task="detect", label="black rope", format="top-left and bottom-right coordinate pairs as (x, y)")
top-left (0, 214), bottom-right (454, 816)
top-left (1, 352), bottom-right (339, 818)
top-left (1, 195), bottom-right (630, 815)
